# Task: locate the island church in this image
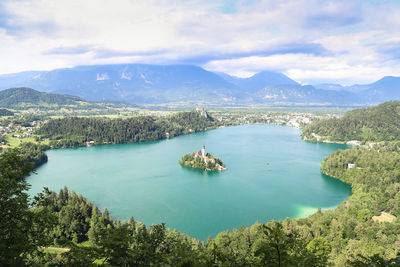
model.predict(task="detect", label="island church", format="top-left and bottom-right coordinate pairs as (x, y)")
top-left (195, 145), bottom-right (211, 163)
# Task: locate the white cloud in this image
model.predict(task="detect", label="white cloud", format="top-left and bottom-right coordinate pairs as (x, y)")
top-left (0, 0), bottom-right (400, 84)
top-left (203, 53), bottom-right (400, 85)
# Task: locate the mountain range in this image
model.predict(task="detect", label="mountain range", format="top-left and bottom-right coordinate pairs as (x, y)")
top-left (0, 64), bottom-right (399, 106)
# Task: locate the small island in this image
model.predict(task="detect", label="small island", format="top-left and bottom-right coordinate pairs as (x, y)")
top-left (179, 145), bottom-right (226, 171)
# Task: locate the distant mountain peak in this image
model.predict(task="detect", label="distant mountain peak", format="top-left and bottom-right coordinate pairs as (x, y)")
top-left (216, 70), bottom-right (298, 92)
top-left (380, 75), bottom-right (398, 80)
top-left (374, 76), bottom-right (400, 84)
top-left (253, 70), bottom-right (287, 76)
top-left (249, 70), bottom-right (299, 85)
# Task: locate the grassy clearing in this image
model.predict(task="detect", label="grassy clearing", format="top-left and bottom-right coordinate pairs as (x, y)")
top-left (40, 243), bottom-right (106, 265)
top-left (5, 133), bottom-right (50, 148)
top-left (6, 134), bottom-right (35, 148)
top-left (40, 247), bottom-right (70, 254)
top-left (78, 241), bottom-right (92, 247)
top-left (372, 212), bottom-right (396, 223)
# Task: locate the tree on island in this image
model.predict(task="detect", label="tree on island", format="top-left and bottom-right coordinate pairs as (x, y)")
top-left (179, 145), bottom-right (226, 171)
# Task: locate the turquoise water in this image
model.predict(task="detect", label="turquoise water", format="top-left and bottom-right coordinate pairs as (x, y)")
top-left (29, 124), bottom-right (351, 240)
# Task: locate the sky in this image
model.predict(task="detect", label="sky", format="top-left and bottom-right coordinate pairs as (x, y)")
top-left (1, 0), bottom-right (400, 85)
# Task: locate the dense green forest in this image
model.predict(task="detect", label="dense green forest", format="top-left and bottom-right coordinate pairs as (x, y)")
top-left (20, 142), bottom-right (49, 167)
top-left (37, 110), bottom-right (218, 148)
top-left (302, 101), bottom-right (400, 142)
top-left (309, 143), bottom-right (400, 265)
top-left (0, 141), bottom-right (48, 166)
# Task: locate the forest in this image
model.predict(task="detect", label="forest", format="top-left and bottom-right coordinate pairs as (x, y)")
top-left (302, 101), bottom-right (400, 142)
top-left (37, 110), bottom-right (218, 148)
top-left (19, 142), bottom-right (49, 167)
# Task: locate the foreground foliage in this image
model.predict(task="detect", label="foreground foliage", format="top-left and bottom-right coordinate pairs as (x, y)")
top-left (0, 150), bottom-right (56, 266)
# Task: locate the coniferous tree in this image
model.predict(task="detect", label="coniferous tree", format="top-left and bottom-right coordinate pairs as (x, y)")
top-left (0, 149), bottom-right (56, 266)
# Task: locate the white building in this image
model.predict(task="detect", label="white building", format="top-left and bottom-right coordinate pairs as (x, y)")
top-left (201, 145), bottom-right (206, 157)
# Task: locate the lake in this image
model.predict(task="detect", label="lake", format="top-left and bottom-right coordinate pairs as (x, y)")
top-left (29, 124), bottom-right (351, 240)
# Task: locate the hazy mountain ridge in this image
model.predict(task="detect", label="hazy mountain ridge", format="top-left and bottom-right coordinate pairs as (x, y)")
top-left (219, 71), bottom-right (299, 91)
top-left (0, 64), bottom-right (399, 106)
top-left (314, 83), bottom-right (344, 91)
top-left (0, 87), bottom-right (129, 109)
top-left (217, 71), bottom-right (362, 105)
top-left (0, 87), bottom-right (85, 107)
top-left (0, 64), bottom-right (241, 105)
top-left (363, 76), bottom-right (400, 102)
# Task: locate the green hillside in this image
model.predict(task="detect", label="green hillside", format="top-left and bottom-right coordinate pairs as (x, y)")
top-left (0, 87), bottom-right (87, 108)
top-left (302, 101), bottom-right (400, 142)
top-left (0, 108), bottom-right (14, 116)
